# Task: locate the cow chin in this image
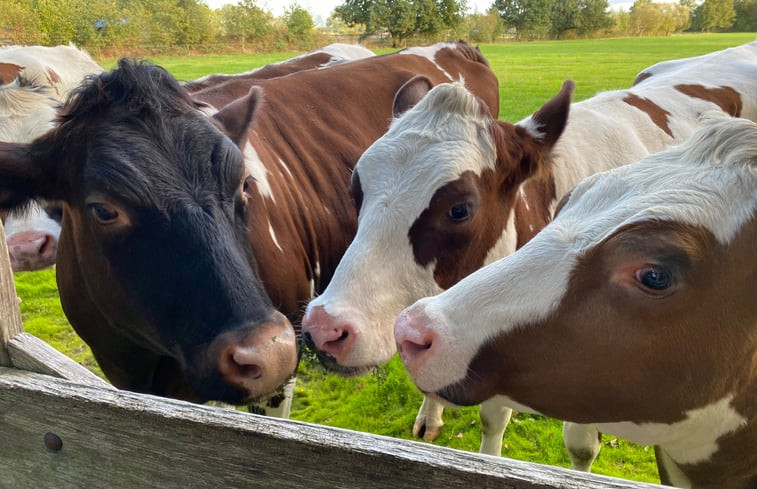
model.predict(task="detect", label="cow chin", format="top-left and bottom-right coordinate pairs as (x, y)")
top-left (435, 379), bottom-right (490, 408)
top-left (304, 344), bottom-right (377, 377)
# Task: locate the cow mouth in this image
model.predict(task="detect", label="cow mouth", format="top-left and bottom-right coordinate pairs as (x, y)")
top-left (301, 334), bottom-right (375, 377)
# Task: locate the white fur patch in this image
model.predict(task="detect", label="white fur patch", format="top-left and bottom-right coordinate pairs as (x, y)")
top-left (399, 43), bottom-right (460, 81)
top-left (243, 144), bottom-right (274, 201)
top-left (599, 395), bottom-right (747, 465)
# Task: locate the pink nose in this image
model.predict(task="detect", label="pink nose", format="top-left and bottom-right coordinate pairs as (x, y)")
top-left (7, 231), bottom-right (58, 271)
top-left (215, 311), bottom-right (298, 401)
top-left (301, 305), bottom-right (356, 363)
top-left (394, 307), bottom-right (437, 375)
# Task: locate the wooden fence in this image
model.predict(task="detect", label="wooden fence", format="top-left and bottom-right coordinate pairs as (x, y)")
top-left (0, 221), bottom-right (666, 489)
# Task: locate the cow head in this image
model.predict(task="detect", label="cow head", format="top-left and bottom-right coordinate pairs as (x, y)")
top-left (396, 112), bottom-right (756, 437)
top-left (301, 78), bottom-right (573, 374)
top-left (0, 59), bottom-right (298, 404)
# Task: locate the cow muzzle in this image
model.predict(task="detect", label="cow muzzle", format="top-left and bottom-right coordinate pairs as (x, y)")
top-left (212, 311), bottom-right (298, 403)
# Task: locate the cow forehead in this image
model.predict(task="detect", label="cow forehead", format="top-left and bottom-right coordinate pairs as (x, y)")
top-left (355, 83), bottom-right (495, 213)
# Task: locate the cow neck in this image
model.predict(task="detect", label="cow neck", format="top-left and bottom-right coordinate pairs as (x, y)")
top-left (670, 219), bottom-right (756, 489)
top-left (241, 95), bottom-right (371, 321)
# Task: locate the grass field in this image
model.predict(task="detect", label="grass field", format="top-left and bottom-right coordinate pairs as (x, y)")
top-left (12, 33), bottom-right (757, 485)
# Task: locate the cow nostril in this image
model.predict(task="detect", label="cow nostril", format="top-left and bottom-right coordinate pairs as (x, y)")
top-left (39, 234), bottom-right (55, 255)
top-left (229, 349), bottom-right (264, 380)
top-left (324, 328), bottom-right (348, 347)
top-left (238, 364), bottom-right (263, 380)
top-left (398, 338), bottom-right (432, 359)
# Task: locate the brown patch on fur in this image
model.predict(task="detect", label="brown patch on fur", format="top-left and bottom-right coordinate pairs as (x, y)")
top-left (408, 118), bottom-right (558, 290)
top-left (0, 62), bottom-right (23, 85)
top-left (623, 93), bottom-right (673, 137)
top-left (675, 83), bottom-right (743, 117)
top-left (633, 71), bottom-right (653, 86)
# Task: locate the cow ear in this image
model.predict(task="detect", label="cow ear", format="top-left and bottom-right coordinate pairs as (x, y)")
top-left (0, 141), bottom-right (55, 211)
top-left (393, 75), bottom-right (434, 117)
top-left (521, 80), bottom-right (574, 150)
top-left (212, 86), bottom-right (263, 148)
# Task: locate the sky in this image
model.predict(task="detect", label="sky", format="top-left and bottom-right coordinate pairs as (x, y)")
top-left (203, 0), bottom-right (641, 24)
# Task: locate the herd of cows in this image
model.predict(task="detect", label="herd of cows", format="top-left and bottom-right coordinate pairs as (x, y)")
top-left (0, 40), bottom-right (754, 489)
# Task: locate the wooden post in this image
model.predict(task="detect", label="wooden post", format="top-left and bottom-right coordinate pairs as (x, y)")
top-left (0, 220), bottom-right (23, 367)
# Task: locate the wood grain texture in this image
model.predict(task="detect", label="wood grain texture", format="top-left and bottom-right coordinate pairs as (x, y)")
top-left (8, 332), bottom-right (114, 389)
top-left (0, 221), bottom-right (24, 367)
top-left (0, 368), bottom-right (665, 489)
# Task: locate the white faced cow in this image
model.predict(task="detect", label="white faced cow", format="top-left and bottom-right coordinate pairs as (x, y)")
top-left (396, 112), bottom-right (757, 489)
top-left (302, 40), bottom-right (757, 468)
top-left (0, 44), bottom-right (103, 271)
top-left (0, 43), bottom-right (499, 417)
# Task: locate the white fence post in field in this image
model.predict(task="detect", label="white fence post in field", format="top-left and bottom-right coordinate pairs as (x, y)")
top-left (0, 220), bottom-right (23, 367)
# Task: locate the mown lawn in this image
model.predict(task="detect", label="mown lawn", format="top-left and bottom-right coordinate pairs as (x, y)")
top-left (13, 33), bottom-right (756, 485)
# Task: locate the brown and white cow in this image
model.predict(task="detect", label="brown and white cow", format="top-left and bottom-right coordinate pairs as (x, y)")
top-left (182, 43), bottom-right (374, 92)
top-left (301, 40), bottom-right (757, 466)
top-left (0, 43), bottom-right (499, 414)
top-left (0, 44), bottom-right (103, 271)
top-left (395, 112), bottom-right (757, 489)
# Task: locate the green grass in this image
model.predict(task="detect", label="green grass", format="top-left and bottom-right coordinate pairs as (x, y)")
top-left (11, 33), bottom-right (757, 485)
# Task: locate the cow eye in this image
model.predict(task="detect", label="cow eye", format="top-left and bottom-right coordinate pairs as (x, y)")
top-left (88, 203), bottom-right (119, 224)
top-left (635, 266), bottom-right (673, 291)
top-left (448, 203), bottom-right (472, 222)
top-left (242, 175), bottom-right (256, 195)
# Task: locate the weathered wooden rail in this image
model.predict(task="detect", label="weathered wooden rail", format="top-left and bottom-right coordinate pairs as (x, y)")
top-left (0, 221), bottom-right (666, 489)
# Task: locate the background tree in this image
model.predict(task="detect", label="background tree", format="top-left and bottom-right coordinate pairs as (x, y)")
top-left (335, 0), bottom-right (466, 46)
top-left (493, 0), bottom-right (551, 39)
top-left (691, 0), bottom-right (736, 31)
top-left (733, 0), bottom-right (757, 30)
top-left (549, 0), bottom-right (580, 38)
top-left (576, 0), bottom-right (613, 36)
top-left (0, 0), bottom-right (43, 44)
top-left (284, 4), bottom-right (315, 48)
top-left (218, 0), bottom-right (274, 50)
top-left (457, 7), bottom-right (505, 42)
top-left (630, 0), bottom-right (663, 34)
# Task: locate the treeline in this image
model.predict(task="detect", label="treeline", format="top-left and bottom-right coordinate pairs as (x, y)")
top-left (491, 0), bottom-right (756, 40)
top-left (0, 0), bottom-right (755, 55)
top-left (0, 0), bottom-right (332, 54)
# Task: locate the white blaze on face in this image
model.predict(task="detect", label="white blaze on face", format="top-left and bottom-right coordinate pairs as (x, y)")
top-left (404, 112), bottom-right (757, 394)
top-left (305, 82), bottom-right (496, 367)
